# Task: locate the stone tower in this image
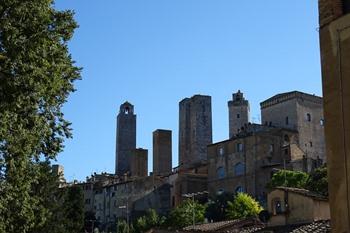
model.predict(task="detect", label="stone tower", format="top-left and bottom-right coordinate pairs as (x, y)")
top-left (130, 148), bottom-right (148, 177)
top-left (115, 102), bottom-right (136, 175)
top-left (153, 129), bottom-right (172, 176)
top-left (228, 90), bottom-right (250, 138)
top-left (318, 0), bottom-right (350, 231)
top-left (179, 95), bottom-right (212, 168)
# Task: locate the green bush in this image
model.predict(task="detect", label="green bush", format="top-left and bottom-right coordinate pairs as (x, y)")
top-left (226, 193), bottom-right (263, 220)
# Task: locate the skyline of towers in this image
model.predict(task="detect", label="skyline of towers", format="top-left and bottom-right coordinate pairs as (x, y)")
top-left (179, 95), bottom-right (212, 168)
top-left (228, 90), bottom-right (250, 138)
top-left (115, 102), bottom-right (136, 175)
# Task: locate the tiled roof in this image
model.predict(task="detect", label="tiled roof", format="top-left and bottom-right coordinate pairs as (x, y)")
top-left (274, 187), bottom-right (328, 201)
top-left (290, 220), bottom-right (331, 233)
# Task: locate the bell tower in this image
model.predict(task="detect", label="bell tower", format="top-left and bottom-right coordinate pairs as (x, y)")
top-left (228, 90), bottom-right (250, 138)
top-left (115, 102), bottom-right (136, 175)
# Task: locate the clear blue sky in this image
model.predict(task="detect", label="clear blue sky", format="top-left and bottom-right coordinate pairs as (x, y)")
top-left (54, 0), bottom-right (322, 181)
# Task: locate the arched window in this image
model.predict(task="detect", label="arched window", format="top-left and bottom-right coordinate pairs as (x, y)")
top-left (272, 198), bottom-right (282, 215)
top-left (234, 163), bottom-right (245, 176)
top-left (284, 135), bottom-right (290, 143)
top-left (306, 113), bottom-right (311, 122)
top-left (235, 186), bottom-right (244, 193)
top-left (217, 167), bottom-right (225, 179)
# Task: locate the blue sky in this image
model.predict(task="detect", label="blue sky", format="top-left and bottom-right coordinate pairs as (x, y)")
top-left (54, 0), bottom-right (322, 181)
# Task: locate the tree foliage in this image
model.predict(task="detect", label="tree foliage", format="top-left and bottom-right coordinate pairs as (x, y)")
top-left (166, 199), bottom-right (206, 229)
top-left (206, 191), bottom-right (235, 222)
top-left (306, 165), bottom-right (328, 197)
top-left (226, 193), bottom-right (263, 220)
top-left (0, 0), bottom-right (81, 232)
top-left (268, 170), bottom-right (309, 189)
top-left (134, 209), bottom-right (165, 233)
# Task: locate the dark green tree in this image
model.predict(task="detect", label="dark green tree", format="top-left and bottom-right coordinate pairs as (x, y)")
top-left (64, 186), bottom-right (85, 233)
top-left (306, 165), bottom-right (328, 197)
top-left (134, 209), bottom-right (165, 233)
top-left (205, 191), bottom-right (235, 222)
top-left (268, 170), bottom-right (309, 189)
top-left (226, 193), bottom-right (263, 220)
top-left (0, 0), bottom-right (80, 232)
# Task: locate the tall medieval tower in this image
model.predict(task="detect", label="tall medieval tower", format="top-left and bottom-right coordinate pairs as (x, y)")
top-left (115, 102), bottom-right (136, 175)
top-left (179, 95), bottom-right (212, 168)
top-left (228, 90), bottom-right (250, 138)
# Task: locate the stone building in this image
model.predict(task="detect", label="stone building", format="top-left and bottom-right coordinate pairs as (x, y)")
top-left (207, 124), bottom-right (299, 205)
top-left (130, 148), bottom-right (148, 177)
top-left (318, 0), bottom-right (350, 231)
top-left (228, 90), bottom-right (250, 138)
top-left (153, 129), bottom-right (172, 176)
top-left (267, 187), bottom-right (330, 227)
top-left (260, 91), bottom-right (326, 164)
top-left (179, 95), bottom-right (212, 168)
top-left (76, 174), bottom-right (171, 232)
top-left (115, 102), bottom-right (136, 175)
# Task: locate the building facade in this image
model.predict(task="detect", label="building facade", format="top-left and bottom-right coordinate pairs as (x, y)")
top-left (207, 124), bottom-right (299, 205)
top-left (179, 95), bottom-right (212, 168)
top-left (153, 129), bottom-right (172, 176)
top-left (115, 102), bottom-right (136, 175)
top-left (228, 90), bottom-right (250, 138)
top-left (318, 0), bottom-right (350, 231)
top-left (260, 91), bottom-right (326, 164)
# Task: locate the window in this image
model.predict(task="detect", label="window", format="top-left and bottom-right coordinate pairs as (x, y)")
top-left (284, 135), bottom-right (290, 143)
top-left (284, 148), bottom-right (289, 156)
top-left (217, 167), bottom-right (225, 179)
top-left (310, 141), bottom-right (313, 147)
top-left (112, 192), bottom-right (115, 197)
top-left (285, 116), bottom-right (289, 125)
top-left (85, 199), bottom-right (91, 205)
top-left (320, 119), bottom-right (325, 126)
top-left (124, 107), bottom-right (130, 114)
top-left (272, 198), bottom-right (282, 215)
top-left (237, 114), bottom-right (240, 119)
top-left (269, 144), bottom-right (274, 154)
top-left (236, 143), bottom-right (243, 152)
top-left (235, 186), bottom-right (244, 193)
top-left (234, 163), bottom-right (245, 176)
top-left (307, 113), bottom-right (311, 122)
top-left (269, 122), bottom-right (272, 127)
top-left (219, 147), bottom-right (224, 156)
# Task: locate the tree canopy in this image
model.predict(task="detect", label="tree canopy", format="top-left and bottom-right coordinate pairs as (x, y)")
top-left (268, 170), bottom-right (309, 189)
top-left (0, 0), bottom-right (81, 232)
top-left (226, 193), bottom-right (263, 220)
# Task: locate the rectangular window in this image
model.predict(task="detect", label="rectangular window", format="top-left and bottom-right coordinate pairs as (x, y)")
top-left (237, 143), bottom-right (243, 152)
top-left (269, 144), bottom-right (274, 154)
top-left (285, 117), bottom-right (289, 125)
top-left (237, 114), bottom-right (240, 119)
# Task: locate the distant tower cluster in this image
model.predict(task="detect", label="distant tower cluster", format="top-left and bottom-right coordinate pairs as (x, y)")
top-left (153, 129), bottom-right (172, 176)
top-left (115, 102), bottom-right (136, 175)
top-left (228, 90), bottom-right (250, 137)
top-left (179, 95), bottom-right (212, 168)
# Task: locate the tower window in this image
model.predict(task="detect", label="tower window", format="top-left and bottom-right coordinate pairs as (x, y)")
top-left (285, 116), bottom-right (289, 125)
top-left (320, 119), bottom-right (325, 126)
top-left (237, 114), bottom-right (240, 119)
top-left (124, 107), bottom-right (130, 114)
top-left (284, 135), bottom-right (290, 143)
top-left (310, 141), bottom-right (313, 147)
top-left (306, 113), bottom-right (311, 122)
top-left (236, 143), bottom-right (244, 152)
